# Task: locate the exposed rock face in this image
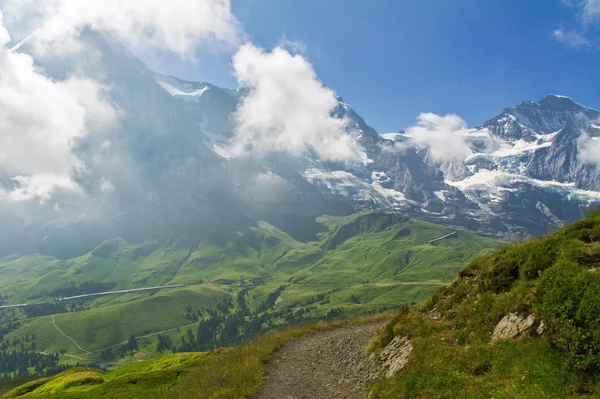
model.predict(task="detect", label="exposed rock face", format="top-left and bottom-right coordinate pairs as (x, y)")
top-left (379, 336), bottom-right (413, 377)
top-left (491, 313), bottom-right (536, 342)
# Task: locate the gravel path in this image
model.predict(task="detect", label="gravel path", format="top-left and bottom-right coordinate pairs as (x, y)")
top-left (255, 321), bottom-right (386, 399)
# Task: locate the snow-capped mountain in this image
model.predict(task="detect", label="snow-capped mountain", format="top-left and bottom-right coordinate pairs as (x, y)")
top-left (154, 62), bottom-right (600, 239)
top-left (366, 95), bottom-right (600, 238)
top-left (4, 31), bottom-right (599, 257)
top-left (251, 93), bottom-right (600, 239)
top-left (451, 96), bottom-right (600, 226)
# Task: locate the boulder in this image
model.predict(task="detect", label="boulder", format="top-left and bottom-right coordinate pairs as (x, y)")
top-left (491, 313), bottom-right (536, 342)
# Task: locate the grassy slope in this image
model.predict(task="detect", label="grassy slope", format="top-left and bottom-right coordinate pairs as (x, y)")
top-left (9, 211), bottom-right (600, 399)
top-left (0, 212), bottom-right (501, 362)
top-left (12, 285), bottom-right (232, 354)
top-left (1, 314), bottom-right (390, 399)
top-left (368, 209), bottom-right (600, 398)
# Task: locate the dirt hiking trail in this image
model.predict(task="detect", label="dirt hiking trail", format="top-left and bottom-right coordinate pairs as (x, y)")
top-left (255, 320), bottom-right (386, 399)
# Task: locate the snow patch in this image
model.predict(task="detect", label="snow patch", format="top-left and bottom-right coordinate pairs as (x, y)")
top-left (433, 190), bottom-right (447, 201)
top-left (156, 80), bottom-right (209, 102)
top-left (202, 131), bottom-right (234, 159)
top-left (370, 171), bottom-right (407, 203)
top-left (447, 169), bottom-right (600, 203)
top-left (380, 133), bottom-right (401, 140)
top-left (303, 168), bottom-right (410, 209)
top-left (536, 201), bottom-right (564, 227)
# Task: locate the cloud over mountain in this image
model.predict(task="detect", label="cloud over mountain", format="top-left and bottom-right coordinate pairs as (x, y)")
top-left (2, 0), bottom-right (240, 57)
top-left (397, 113), bottom-right (471, 163)
top-left (579, 133), bottom-right (600, 164)
top-left (0, 11), bottom-right (116, 201)
top-left (230, 44), bottom-right (361, 162)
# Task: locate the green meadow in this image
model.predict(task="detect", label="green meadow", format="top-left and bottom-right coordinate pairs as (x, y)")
top-left (0, 212), bottom-right (501, 376)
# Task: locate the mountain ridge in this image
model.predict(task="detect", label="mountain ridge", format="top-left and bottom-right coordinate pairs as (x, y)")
top-left (2, 32), bottom-right (598, 259)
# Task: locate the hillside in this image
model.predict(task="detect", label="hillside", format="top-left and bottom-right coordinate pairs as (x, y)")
top-left (0, 212), bottom-right (500, 381)
top-left (4, 211), bottom-right (600, 398)
top-left (368, 208), bottom-right (600, 398)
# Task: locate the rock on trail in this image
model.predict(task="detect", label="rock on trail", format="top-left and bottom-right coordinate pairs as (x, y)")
top-left (255, 321), bottom-right (386, 399)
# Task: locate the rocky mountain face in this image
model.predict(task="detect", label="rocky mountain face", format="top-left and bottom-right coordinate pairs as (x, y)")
top-left (289, 94), bottom-right (600, 240)
top-left (3, 33), bottom-right (599, 257)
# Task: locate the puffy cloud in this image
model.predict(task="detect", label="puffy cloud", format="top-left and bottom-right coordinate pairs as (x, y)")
top-left (397, 113), bottom-right (471, 163)
top-left (0, 10), bottom-right (117, 201)
top-left (578, 134), bottom-right (600, 164)
top-left (1, 0), bottom-right (240, 57)
top-left (7, 175), bottom-right (82, 202)
top-left (229, 44), bottom-right (361, 162)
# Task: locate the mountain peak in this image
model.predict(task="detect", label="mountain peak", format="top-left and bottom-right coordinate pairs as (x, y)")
top-left (537, 94), bottom-right (584, 112)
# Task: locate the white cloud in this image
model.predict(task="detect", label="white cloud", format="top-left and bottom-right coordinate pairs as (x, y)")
top-left (583, 0), bottom-right (600, 22)
top-left (229, 44), bottom-right (361, 162)
top-left (552, 28), bottom-right (591, 48)
top-left (0, 10), bottom-right (117, 201)
top-left (555, 0), bottom-right (600, 48)
top-left (578, 134), bottom-right (600, 164)
top-left (99, 177), bottom-right (115, 192)
top-left (397, 113), bottom-right (471, 163)
top-left (277, 35), bottom-right (308, 55)
top-left (7, 174), bottom-right (82, 202)
top-left (2, 0), bottom-right (240, 57)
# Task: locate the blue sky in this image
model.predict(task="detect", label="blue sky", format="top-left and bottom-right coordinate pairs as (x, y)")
top-left (142, 0), bottom-right (600, 133)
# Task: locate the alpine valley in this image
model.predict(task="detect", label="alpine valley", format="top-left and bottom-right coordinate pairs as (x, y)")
top-left (0, 30), bottom-right (599, 386)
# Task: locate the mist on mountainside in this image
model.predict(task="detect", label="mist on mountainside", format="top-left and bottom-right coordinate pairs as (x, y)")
top-left (1, 27), bottom-right (599, 258)
top-left (0, 1), bottom-right (598, 260)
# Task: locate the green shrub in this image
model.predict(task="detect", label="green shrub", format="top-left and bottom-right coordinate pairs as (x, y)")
top-left (481, 255), bottom-right (519, 293)
top-left (535, 260), bottom-right (600, 370)
top-left (520, 239), bottom-right (557, 280)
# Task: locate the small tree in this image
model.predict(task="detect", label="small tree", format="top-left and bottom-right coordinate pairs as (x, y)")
top-left (127, 335), bottom-right (139, 353)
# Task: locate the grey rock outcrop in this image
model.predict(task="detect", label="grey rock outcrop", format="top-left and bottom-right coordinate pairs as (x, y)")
top-left (491, 313), bottom-right (536, 342)
top-left (379, 336), bottom-right (413, 377)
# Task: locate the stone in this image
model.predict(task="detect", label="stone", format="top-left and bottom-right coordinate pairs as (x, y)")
top-left (536, 321), bottom-right (546, 335)
top-left (379, 335), bottom-right (413, 377)
top-left (491, 313), bottom-right (536, 342)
